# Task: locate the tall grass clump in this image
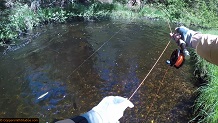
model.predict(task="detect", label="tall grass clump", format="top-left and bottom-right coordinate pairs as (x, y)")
top-left (37, 8), bottom-right (68, 23)
top-left (139, 4), bottom-right (167, 19)
top-left (157, 0), bottom-right (218, 28)
top-left (188, 0), bottom-right (218, 27)
top-left (110, 3), bottom-right (137, 19)
top-left (0, 2), bottom-right (41, 45)
top-left (68, 2), bottom-right (113, 20)
top-left (191, 29), bottom-right (218, 123)
top-left (192, 61), bottom-right (218, 123)
top-left (0, 1), bottom-right (116, 45)
top-left (0, 2), bottom-right (70, 45)
top-left (9, 3), bottom-right (40, 31)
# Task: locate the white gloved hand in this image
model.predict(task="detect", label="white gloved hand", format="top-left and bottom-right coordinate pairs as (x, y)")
top-left (82, 96), bottom-right (134, 123)
top-left (172, 26), bottom-right (198, 47)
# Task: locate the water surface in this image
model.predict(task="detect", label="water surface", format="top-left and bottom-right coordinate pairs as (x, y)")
top-left (0, 20), bottom-right (197, 123)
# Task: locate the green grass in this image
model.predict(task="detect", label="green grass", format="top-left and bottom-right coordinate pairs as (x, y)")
top-left (0, 2), bottom-right (112, 45)
top-left (2, 1), bottom-right (218, 45)
top-left (192, 63), bottom-right (218, 123)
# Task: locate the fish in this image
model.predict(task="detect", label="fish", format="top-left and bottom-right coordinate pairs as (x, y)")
top-left (37, 92), bottom-right (49, 99)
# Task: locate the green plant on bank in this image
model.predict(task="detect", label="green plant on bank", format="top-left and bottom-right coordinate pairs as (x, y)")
top-left (155, 0), bottom-right (218, 27)
top-left (37, 8), bottom-right (68, 23)
top-left (191, 29), bottom-right (218, 123)
top-left (138, 4), bottom-right (167, 19)
top-left (0, 2), bottom-right (40, 45)
top-left (110, 3), bottom-right (138, 19)
top-left (192, 58), bottom-right (218, 123)
top-left (0, 3), bottom-right (71, 45)
top-left (0, 2), bottom-right (115, 45)
top-left (2, 0), bottom-right (218, 45)
top-left (68, 2), bottom-right (113, 20)
top-left (190, 0), bottom-right (218, 27)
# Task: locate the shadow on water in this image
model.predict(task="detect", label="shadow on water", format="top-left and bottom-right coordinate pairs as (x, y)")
top-left (0, 20), bottom-right (198, 122)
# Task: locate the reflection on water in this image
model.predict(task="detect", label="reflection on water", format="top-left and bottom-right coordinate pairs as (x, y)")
top-left (0, 20), bottom-right (197, 123)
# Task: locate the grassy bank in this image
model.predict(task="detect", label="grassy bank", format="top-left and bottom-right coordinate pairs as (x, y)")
top-left (1, 1), bottom-right (218, 45)
top-left (0, 2), bottom-right (113, 46)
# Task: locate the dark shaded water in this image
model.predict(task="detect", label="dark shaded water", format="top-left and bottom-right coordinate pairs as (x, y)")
top-left (0, 20), bottom-right (197, 123)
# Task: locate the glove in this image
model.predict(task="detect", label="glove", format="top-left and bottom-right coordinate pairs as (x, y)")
top-left (170, 26), bottom-right (196, 59)
top-left (171, 26), bottom-right (198, 47)
top-left (82, 96), bottom-right (134, 123)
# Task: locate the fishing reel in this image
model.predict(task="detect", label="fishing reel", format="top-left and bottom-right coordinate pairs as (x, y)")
top-left (166, 43), bottom-right (190, 69)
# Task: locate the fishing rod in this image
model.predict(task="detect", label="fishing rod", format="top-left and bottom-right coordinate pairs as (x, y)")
top-left (128, 4), bottom-right (192, 103)
top-left (159, 6), bottom-right (191, 69)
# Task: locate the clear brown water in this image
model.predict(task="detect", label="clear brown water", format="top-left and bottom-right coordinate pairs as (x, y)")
top-left (0, 20), bottom-right (197, 123)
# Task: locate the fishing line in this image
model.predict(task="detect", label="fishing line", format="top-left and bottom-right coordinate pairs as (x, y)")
top-left (144, 66), bottom-right (169, 121)
top-left (167, 19), bottom-right (172, 33)
top-left (128, 40), bottom-right (171, 100)
top-left (128, 12), bottom-right (173, 122)
top-left (67, 22), bottom-right (126, 79)
top-left (128, 17), bottom-right (173, 100)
